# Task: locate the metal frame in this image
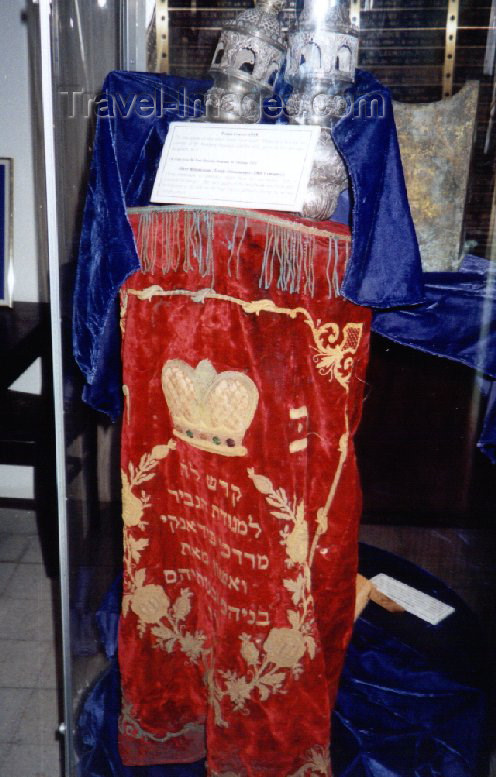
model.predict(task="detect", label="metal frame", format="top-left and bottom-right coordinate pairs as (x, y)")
top-left (122, 0), bottom-right (148, 71)
top-left (0, 158), bottom-right (13, 307)
top-left (155, 0), bottom-right (170, 73)
top-left (39, 2), bottom-right (74, 774)
top-left (443, 0), bottom-right (459, 98)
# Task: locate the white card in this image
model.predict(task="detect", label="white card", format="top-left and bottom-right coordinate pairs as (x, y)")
top-left (150, 122), bottom-right (321, 212)
top-left (371, 574), bottom-right (455, 626)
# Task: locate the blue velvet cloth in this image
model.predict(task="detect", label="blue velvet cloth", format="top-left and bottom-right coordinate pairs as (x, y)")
top-left (372, 256), bottom-right (496, 380)
top-left (478, 378), bottom-right (496, 463)
top-left (73, 69), bottom-right (424, 421)
top-left (332, 72), bottom-right (423, 308)
top-left (73, 71), bottom-right (211, 419)
top-left (76, 546), bottom-right (488, 777)
top-left (372, 255), bottom-right (496, 462)
top-left (72, 70), bottom-right (496, 458)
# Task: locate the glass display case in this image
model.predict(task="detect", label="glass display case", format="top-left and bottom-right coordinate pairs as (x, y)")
top-left (28, 0), bottom-right (496, 774)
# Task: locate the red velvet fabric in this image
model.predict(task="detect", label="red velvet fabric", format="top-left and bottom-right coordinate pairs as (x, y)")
top-left (118, 208), bottom-right (371, 777)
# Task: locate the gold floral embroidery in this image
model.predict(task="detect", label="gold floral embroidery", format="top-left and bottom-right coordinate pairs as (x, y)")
top-left (122, 443), bottom-right (175, 528)
top-left (128, 287), bottom-right (363, 393)
top-left (131, 579), bottom-right (170, 623)
top-left (122, 472), bottom-right (148, 528)
top-left (206, 471), bottom-right (318, 720)
top-left (248, 469), bottom-right (317, 647)
top-left (288, 746), bottom-right (330, 777)
top-left (304, 320), bottom-right (363, 390)
top-left (205, 666), bottom-right (228, 728)
top-left (128, 569), bottom-right (207, 661)
top-left (201, 405), bottom-right (351, 725)
top-left (121, 442), bottom-right (207, 662)
top-left (150, 586), bottom-right (207, 662)
top-left (121, 444), bottom-right (175, 616)
top-left (121, 447), bottom-right (168, 609)
top-left (124, 563), bottom-right (207, 661)
top-left (162, 359), bottom-right (259, 457)
top-left (263, 628), bottom-right (307, 668)
top-left (119, 698), bottom-right (204, 745)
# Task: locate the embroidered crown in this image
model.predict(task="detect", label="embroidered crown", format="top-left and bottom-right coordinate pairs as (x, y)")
top-left (162, 359), bottom-right (259, 457)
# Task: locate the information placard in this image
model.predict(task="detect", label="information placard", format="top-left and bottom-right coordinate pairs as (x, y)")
top-left (151, 122), bottom-right (321, 212)
top-left (371, 574), bottom-right (455, 625)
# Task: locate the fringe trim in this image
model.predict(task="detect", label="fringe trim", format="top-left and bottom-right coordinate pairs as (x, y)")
top-left (134, 209), bottom-right (347, 299)
top-left (258, 222), bottom-right (316, 297)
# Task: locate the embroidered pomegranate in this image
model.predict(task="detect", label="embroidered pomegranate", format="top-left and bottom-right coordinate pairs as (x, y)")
top-left (263, 627), bottom-right (306, 668)
top-left (247, 468), bottom-right (273, 495)
top-left (150, 444), bottom-right (171, 459)
top-left (131, 584), bottom-right (170, 624)
top-left (121, 473), bottom-right (144, 527)
top-left (240, 636), bottom-right (260, 666)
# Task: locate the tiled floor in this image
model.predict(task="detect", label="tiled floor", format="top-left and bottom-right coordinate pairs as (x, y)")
top-left (0, 509), bottom-right (62, 777)
top-left (0, 508), bottom-right (494, 776)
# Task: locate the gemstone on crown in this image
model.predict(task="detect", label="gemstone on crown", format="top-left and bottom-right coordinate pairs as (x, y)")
top-left (162, 359), bottom-right (259, 457)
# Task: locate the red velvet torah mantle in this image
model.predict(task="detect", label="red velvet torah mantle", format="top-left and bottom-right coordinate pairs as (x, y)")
top-left (118, 207), bottom-right (371, 777)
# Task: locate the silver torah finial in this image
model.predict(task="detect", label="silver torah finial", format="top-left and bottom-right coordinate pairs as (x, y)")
top-left (286, 0), bottom-right (359, 219)
top-left (286, 0), bottom-right (359, 123)
top-left (205, 0), bottom-right (287, 124)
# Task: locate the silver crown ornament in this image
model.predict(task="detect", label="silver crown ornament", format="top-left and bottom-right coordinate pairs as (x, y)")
top-left (286, 0), bottom-right (359, 220)
top-left (205, 0), bottom-right (287, 124)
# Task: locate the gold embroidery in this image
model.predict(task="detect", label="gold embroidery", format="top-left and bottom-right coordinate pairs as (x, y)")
top-left (205, 666), bottom-right (229, 728)
top-left (149, 584), bottom-right (207, 662)
top-left (205, 471), bottom-right (318, 721)
top-left (119, 699), bottom-right (203, 745)
top-left (122, 384), bottom-right (131, 425)
top-left (125, 555), bottom-right (207, 660)
top-left (289, 406), bottom-right (308, 453)
top-left (306, 321), bottom-right (363, 390)
top-left (289, 406), bottom-right (308, 420)
top-left (131, 578), bottom-right (170, 623)
top-left (263, 628), bottom-right (307, 668)
top-left (122, 472), bottom-right (148, 528)
top-left (289, 438), bottom-right (307, 453)
top-left (128, 287), bottom-right (363, 392)
top-left (162, 359), bottom-right (259, 457)
top-left (288, 746), bottom-right (330, 777)
top-left (120, 289), bottom-right (129, 334)
top-left (121, 442), bottom-right (176, 528)
top-left (121, 446), bottom-right (176, 594)
top-left (309, 425), bottom-right (349, 567)
top-left (121, 445), bottom-right (207, 661)
top-left (173, 431), bottom-right (246, 458)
